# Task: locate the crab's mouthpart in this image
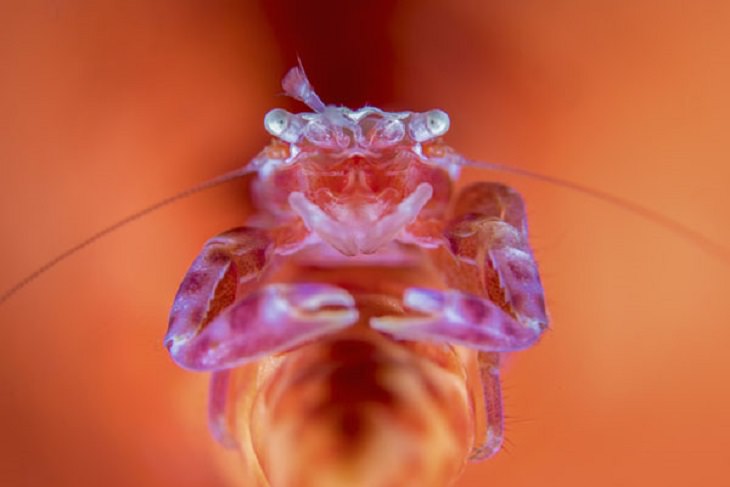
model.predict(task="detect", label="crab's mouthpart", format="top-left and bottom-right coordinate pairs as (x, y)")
top-left (288, 183), bottom-right (433, 256)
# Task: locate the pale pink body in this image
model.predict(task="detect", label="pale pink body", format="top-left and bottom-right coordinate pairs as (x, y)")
top-left (165, 67), bottom-right (549, 486)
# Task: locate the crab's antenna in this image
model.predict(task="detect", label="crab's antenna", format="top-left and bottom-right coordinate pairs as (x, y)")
top-left (281, 62), bottom-right (326, 113)
top-left (0, 164), bottom-right (254, 305)
top-left (457, 158), bottom-right (730, 264)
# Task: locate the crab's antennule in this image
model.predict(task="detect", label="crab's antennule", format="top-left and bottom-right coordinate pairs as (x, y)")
top-left (282, 65), bottom-right (326, 113)
top-left (0, 165), bottom-right (254, 306)
top-left (457, 158), bottom-right (730, 264)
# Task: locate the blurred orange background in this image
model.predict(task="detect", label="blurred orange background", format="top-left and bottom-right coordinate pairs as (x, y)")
top-left (1, 1), bottom-right (729, 486)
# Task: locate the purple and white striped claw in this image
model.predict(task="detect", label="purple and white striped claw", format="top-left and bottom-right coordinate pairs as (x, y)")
top-left (371, 288), bottom-right (543, 352)
top-left (165, 283), bottom-right (358, 371)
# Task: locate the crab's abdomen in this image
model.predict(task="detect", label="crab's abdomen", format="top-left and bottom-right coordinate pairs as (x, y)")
top-left (247, 324), bottom-right (474, 487)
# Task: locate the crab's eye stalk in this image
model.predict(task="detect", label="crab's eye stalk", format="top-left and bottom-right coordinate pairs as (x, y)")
top-left (264, 108), bottom-right (302, 143)
top-left (408, 109), bottom-right (451, 142)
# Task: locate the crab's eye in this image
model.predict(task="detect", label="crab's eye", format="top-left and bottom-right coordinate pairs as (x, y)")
top-left (264, 109), bottom-right (303, 143)
top-left (425, 110), bottom-right (450, 136)
top-left (264, 108), bottom-right (289, 135)
top-left (408, 109), bottom-right (451, 142)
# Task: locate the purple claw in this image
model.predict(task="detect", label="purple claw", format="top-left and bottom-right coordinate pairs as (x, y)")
top-left (488, 247), bottom-right (548, 332)
top-left (166, 283), bottom-right (358, 371)
top-left (370, 288), bottom-right (542, 352)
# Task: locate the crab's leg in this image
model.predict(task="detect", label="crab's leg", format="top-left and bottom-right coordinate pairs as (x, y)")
top-left (447, 182), bottom-right (549, 333)
top-left (373, 182), bottom-right (548, 458)
top-left (374, 182), bottom-right (548, 350)
top-left (165, 227), bottom-right (358, 371)
top-left (208, 361), bottom-right (263, 451)
top-left (209, 369), bottom-right (236, 448)
top-left (469, 352), bottom-right (504, 460)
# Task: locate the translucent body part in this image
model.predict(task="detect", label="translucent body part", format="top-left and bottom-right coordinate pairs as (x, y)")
top-left (165, 66), bottom-right (549, 485)
top-left (288, 182), bottom-right (434, 255)
top-left (210, 311), bottom-right (477, 487)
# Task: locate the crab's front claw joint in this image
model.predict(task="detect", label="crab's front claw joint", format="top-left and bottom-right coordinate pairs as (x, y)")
top-left (371, 288), bottom-right (543, 352)
top-left (165, 283), bottom-right (359, 371)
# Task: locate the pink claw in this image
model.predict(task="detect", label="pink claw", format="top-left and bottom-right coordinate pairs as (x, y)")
top-left (487, 247), bottom-right (548, 333)
top-left (166, 283), bottom-right (358, 371)
top-left (370, 287), bottom-right (542, 352)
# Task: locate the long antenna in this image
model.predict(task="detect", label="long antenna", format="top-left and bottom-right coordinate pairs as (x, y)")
top-left (458, 158), bottom-right (730, 264)
top-left (0, 165), bottom-right (253, 305)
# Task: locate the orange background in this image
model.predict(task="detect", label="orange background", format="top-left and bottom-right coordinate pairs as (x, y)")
top-left (1, 1), bottom-right (729, 486)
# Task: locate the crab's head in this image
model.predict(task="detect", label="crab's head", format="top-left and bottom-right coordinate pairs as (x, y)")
top-left (251, 67), bottom-right (460, 256)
